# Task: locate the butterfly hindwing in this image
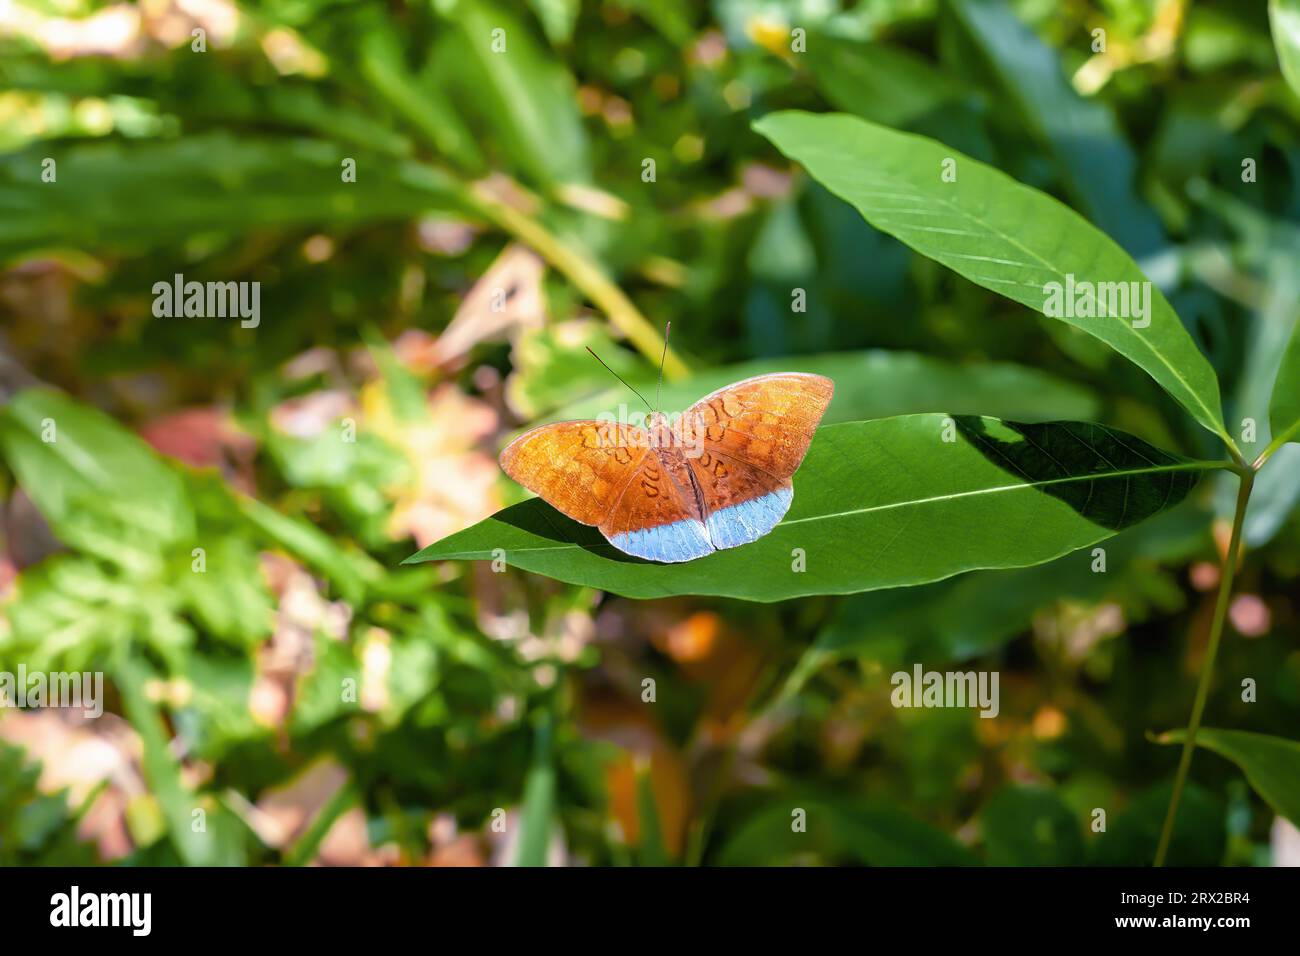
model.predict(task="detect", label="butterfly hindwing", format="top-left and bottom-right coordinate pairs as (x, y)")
top-left (599, 449), bottom-right (712, 563)
top-left (686, 449), bottom-right (794, 550)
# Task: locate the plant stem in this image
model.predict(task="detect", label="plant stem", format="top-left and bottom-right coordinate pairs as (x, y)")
top-left (1252, 423), bottom-right (1299, 469)
top-left (1153, 468), bottom-right (1254, 866)
top-left (466, 183), bottom-right (689, 380)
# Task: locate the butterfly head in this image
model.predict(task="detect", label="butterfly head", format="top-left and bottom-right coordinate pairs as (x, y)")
top-left (646, 410), bottom-right (672, 447)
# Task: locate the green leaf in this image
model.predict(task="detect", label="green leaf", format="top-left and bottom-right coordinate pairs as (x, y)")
top-left (634, 763), bottom-right (671, 866)
top-left (0, 134), bottom-right (468, 260)
top-left (174, 655), bottom-right (263, 758)
top-left (235, 495), bottom-right (374, 606)
top-left (981, 786), bottom-right (1085, 865)
top-left (439, 0), bottom-right (590, 189)
top-left (753, 111), bottom-right (1229, 442)
top-left (284, 784), bottom-right (360, 867)
top-left (116, 658), bottom-right (248, 865)
top-left (356, 20), bottom-right (485, 172)
top-left (528, 0), bottom-right (580, 46)
top-left (515, 715), bottom-right (557, 866)
top-left (544, 350), bottom-right (1099, 428)
top-left (406, 416), bottom-right (1213, 601)
top-left (0, 743), bottom-right (96, 865)
top-left (614, 0), bottom-right (695, 44)
top-left (508, 322), bottom-right (643, 419)
top-left (1269, 314), bottom-right (1300, 449)
top-left (1271, 0), bottom-right (1300, 99)
top-left (175, 537), bottom-right (274, 647)
top-left (1156, 728), bottom-right (1300, 827)
top-left (1195, 187), bottom-right (1300, 541)
top-left (0, 388), bottom-right (194, 559)
top-left (716, 794), bottom-right (978, 866)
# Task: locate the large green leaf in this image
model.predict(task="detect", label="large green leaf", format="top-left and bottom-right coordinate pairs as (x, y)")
top-left (1156, 728), bottom-right (1300, 827)
top-left (406, 415), bottom-right (1215, 601)
top-left (753, 111), bottom-right (1229, 443)
top-left (1271, 0), bottom-right (1300, 99)
top-left (1269, 317), bottom-right (1300, 449)
top-left (544, 350), bottom-right (1099, 428)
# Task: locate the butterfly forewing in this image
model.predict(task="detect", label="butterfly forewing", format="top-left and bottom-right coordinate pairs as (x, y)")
top-left (675, 372), bottom-right (834, 479)
top-left (499, 421), bottom-right (651, 527)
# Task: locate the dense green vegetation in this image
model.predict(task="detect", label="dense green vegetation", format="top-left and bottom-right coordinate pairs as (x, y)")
top-left (0, 0), bottom-right (1298, 867)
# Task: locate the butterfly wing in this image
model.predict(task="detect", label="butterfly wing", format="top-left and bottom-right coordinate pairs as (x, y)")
top-left (676, 373), bottom-right (833, 550)
top-left (499, 421), bottom-right (650, 526)
top-left (499, 421), bottom-right (712, 563)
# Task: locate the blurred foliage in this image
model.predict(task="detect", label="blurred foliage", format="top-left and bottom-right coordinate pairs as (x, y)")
top-left (0, 0), bottom-right (1297, 867)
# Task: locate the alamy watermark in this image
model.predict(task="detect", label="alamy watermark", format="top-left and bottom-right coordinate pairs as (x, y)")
top-left (891, 664), bottom-right (999, 719)
top-left (152, 273), bottom-right (260, 328)
top-left (1043, 273), bottom-right (1150, 329)
top-left (50, 886), bottom-right (151, 936)
top-left (0, 665), bottom-right (103, 718)
top-left (592, 406), bottom-right (709, 458)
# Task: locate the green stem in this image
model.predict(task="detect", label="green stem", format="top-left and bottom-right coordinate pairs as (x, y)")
top-left (1252, 422), bottom-right (1299, 469)
top-left (1222, 431), bottom-right (1248, 470)
top-left (1153, 468), bottom-right (1254, 867)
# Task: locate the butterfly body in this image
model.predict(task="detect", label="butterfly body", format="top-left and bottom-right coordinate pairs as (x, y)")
top-left (500, 373), bottom-right (833, 563)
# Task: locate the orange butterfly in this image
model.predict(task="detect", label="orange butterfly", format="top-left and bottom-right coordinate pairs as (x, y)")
top-left (499, 372), bottom-right (834, 563)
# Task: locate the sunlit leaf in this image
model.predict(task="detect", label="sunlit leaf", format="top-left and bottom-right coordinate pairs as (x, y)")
top-left (754, 111), bottom-right (1229, 442)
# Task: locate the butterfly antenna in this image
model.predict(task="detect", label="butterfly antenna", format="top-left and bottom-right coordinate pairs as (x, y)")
top-left (586, 346), bottom-right (653, 413)
top-left (654, 321), bottom-right (671, 415)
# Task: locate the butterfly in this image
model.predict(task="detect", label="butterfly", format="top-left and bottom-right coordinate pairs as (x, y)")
top-left (499, 372), bottom-right (834, 563)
